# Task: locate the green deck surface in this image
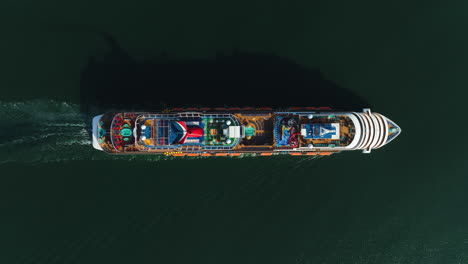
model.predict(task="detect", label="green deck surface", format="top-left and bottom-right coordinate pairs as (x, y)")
top-left (203, 118), bottom-right (236, 146)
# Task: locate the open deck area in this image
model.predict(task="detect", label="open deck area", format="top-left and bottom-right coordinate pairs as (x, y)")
top-left (298, 115), bottom-right (355, 148)
top-left (233, 113), bottom-right (274, 150)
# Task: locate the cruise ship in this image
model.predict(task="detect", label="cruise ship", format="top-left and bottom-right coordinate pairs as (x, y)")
top-left (92, 107), bottom-right (401, 156)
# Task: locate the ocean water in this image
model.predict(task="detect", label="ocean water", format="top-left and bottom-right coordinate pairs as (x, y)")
top-left (1, 0), bottom-right (468, 263)
top-left (0, 100), bottom-right (182, 163)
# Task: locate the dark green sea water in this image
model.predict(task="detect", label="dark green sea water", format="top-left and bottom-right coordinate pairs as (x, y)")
top-left (1, 0), bottom-right (468, 263)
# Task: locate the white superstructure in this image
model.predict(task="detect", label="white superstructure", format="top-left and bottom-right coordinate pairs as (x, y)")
top-left (347, 109), bottom-right (401, 153)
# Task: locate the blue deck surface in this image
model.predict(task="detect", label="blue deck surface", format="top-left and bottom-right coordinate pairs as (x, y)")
top-left (305, 123), bottom-right (337, 139)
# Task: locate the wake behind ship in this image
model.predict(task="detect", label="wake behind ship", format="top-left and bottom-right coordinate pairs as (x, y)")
top-left (92, 108), bottom-right (401, 156)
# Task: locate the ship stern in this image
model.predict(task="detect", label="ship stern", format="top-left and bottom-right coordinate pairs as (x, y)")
top-left (92, 115), bottom-right (104, 151)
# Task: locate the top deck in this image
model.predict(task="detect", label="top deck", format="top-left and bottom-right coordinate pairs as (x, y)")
top-left (274, 113), bottom-right (356, 150)
top-left (95, 110), bottom-right (359, 154)
top-left (135, 113), bottom-right (242, 151)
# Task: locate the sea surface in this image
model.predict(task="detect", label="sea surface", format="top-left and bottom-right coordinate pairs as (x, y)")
top-left (1, 0), bottom-right (467, 263)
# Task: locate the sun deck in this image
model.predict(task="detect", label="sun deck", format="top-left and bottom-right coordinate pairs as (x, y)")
top-left (298, 114), bottom-right (356, 148)
top-left (109, 113), bottom-right (138, 152)
top-left (134, 113), bottom-right (242, 151)
top-left (232, 113), bottom-right (274, 151)
top-left (103, 112), bottom-right (357, 152)
top-left (272, 113), bottom-right (356, 150)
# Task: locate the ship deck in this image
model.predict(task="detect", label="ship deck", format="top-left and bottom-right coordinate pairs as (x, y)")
top-left (233, 113), bottom-right (274, 151)
top-left (298, 115), bottom-right (355, 148)
top-left (97, 111), bottom-right (357, 154)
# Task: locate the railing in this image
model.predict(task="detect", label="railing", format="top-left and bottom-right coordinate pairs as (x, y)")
top-left (203, 146), bottom-right (234, 150)
top-left (181, 145), bottom-right (202, 151)
top-left (177, 112), bottom-right (203, 119)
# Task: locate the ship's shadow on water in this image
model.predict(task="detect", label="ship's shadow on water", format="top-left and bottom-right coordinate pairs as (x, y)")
top-left (80, 35), bottom-right (370, 115)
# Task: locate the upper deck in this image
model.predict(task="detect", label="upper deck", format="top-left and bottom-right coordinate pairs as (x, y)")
top-left (272, 113), bottom-right (356, 150)
top-left (93, 109), bottom-right (400, 154)
top-left (134, 112), bottom-right (242, 152)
